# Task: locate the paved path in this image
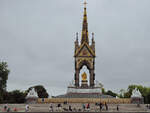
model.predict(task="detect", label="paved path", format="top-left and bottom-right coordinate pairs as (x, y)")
top-left (0, 104), bottom-right (150, 112)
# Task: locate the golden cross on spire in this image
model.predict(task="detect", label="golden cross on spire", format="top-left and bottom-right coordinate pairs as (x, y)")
top-left (83, 0), bottom-right (87, 8)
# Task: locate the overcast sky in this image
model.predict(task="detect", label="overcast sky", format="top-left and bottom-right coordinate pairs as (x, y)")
top-left (0, 0), bottom-right (150, 96)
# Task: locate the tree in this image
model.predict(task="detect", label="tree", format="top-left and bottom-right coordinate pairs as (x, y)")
top-left (27, 85), bottom-right (49, 98)
top-left (3, 90), bottom-right (26, 103)
top-left (0, 61), bottom-right (10, 102)
top-left (105, 90), bottom-right (118, 97)
top-left (147, 93), bottom-right (150, 104)
top-left (102, 88), bottom-right (105, 94)
top-left (119, 89), bottom-right (126, 98)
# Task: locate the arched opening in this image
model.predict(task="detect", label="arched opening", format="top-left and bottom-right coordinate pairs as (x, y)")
top-left (75, 60), bottom-right (92, 87)
top-left (75, 60), bottom-right (94, 88)
top-left (79, 65), bottom-right (90, 87)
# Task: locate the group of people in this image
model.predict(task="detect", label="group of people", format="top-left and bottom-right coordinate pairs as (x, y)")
top-left (95, 102), bottom-right (108, 111)
top-left (1, 103), bottom-right (120, 112)
top-left (82, 103), bottom-right (90, 111)
top-left (2, 104), bottom-right (29, 112)
top-left (48, 102), bottom-right (114, 112)
top-left (2, 104), bottom-right (17, 112)
top-left (49, 103), bottom-right (92, 112)
top-left (3, 104), bottom-right (10, 112)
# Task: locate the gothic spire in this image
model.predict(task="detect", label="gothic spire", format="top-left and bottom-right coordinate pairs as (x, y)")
top-left (81, 1), bottom-right (89, 44)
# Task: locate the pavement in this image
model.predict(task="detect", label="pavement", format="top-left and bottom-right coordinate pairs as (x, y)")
top-left (0, 103), bottom-right (150, 112)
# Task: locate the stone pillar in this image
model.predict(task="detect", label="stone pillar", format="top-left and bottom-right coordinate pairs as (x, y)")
top-left (90, 70), bottom-right (95, 87)
top-left (75, 70), bottom-right (79, 87)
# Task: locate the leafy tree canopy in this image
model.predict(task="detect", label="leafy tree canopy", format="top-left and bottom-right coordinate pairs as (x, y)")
top-left (102, 88), bottom-right (118, 97)
top-left (27, 85), bottom-right (49, 98)
top-left (3, 90), bottom-right (26, 103)
top-left (0, 61), bottom-right (10, 102)
top-left (0, 61), bottom-right (10, 90)
top-left (105, 90), bottom-right (118, 97)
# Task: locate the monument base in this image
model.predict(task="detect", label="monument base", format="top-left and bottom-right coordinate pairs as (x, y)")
top-left (54, 86), bottom-right (113, 98)
top-left (81, 80), bottom-right (88, 88)
top-left (67, 86), bottom-right (102, 94)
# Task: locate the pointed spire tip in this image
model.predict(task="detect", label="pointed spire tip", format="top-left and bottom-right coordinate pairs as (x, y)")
top-left (83, 0), bottom-right (87, 8)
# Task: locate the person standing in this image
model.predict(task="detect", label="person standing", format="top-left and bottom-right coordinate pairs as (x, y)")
top-left (49, 103), bottom-right (53, 112)
top-left (99, 102), bottom-right (102, 111)
top-left (117, 105), bottom-right (119, 111)
top-left (25, 104), bottom-right (29, 112)
top-left (105, 102), bottom-right (108, 111)
top-left (13, 107), bottom-right (17, 112)
top-left (82, 104), bottom-right (85, 111)
top-left (7, 107), bottom-right (10, 112)
top-left (4, 104), bottom-right (8, 111)
top-left (69, 105), bottom-right (72, 111)
top-left (86, 103), bottom-right (90, 111)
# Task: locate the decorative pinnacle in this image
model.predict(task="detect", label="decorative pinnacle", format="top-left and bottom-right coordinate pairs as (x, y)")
top-left (76, 32), bottom-right (78, 40)
top-left (81, 0), bottom-right (89, 44)
top-left (92, 32), bottom-right (95, 42)
top-left (92, 32), bottom-right (94, 38)
top-left (83, 0), bottom-right (87, 8)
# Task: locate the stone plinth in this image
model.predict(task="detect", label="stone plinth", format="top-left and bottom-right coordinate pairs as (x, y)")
top-left (81, 80), bottom-right (88, 88)
top-left (67, 86), bottom-right (102, 94)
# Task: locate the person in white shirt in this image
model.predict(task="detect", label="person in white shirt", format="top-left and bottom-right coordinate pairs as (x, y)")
top-left (25, 104), bottom-right (29, 112)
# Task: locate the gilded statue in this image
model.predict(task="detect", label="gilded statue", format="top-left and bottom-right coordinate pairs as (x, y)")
top-left (82, 72), bottom-right (87, 81)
